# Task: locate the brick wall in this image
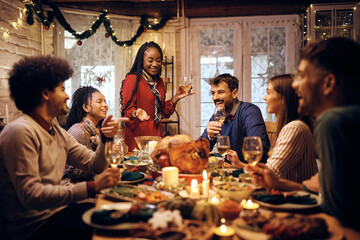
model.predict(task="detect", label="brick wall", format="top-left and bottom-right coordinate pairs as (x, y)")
top-left (0, 0), bottom-right (53, 124)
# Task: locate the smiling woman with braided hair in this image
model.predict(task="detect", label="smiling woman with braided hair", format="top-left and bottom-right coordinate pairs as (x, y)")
top-left (120, 41), bottom-right (193, 150)
top-left (64, 86), bottom-right (108, 183)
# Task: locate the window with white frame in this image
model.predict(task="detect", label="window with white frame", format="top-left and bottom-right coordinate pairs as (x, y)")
top-left (187, 15), bottom-right (301, 138)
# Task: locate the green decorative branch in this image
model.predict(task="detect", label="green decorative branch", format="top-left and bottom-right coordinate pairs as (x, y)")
top-left (24, 0), bottom-right (170, 47)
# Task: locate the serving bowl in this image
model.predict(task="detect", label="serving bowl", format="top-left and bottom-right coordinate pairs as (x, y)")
top-left (214, 182), bottom-right (255, 202)
top-left (123, 160), bottom-right (151, 172)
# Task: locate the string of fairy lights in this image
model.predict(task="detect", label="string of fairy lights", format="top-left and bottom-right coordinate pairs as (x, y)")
top-left (1, 0), bottom-right (170, 47)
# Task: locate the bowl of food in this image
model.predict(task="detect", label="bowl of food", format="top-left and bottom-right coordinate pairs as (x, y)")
top-left (214, 182), bottom-right (255, 202)
top-left (218, 199), bottom-right (243, 220)
top-left (123, 159), bottom-right (152, 172)
top-left (212, 175), bottom-right (238, 186)
top-left (239, 173), bottom-right (253, 184)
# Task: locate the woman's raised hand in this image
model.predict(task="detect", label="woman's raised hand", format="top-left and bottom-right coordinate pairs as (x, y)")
top-left (135, 108), bottom-right (150, 121)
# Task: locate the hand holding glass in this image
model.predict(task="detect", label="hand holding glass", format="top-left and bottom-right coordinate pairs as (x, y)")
top-left (181, 76), bottom-right (192, 94)
top-left (216, 136), bottom-right (230, 157)
top-left (242, 136), bottom-right (262, 166)
top-left (105, 141), bottom-right (123, 168)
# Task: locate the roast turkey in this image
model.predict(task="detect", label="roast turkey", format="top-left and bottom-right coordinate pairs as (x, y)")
top-left (151, 135), bottom-right (210, 174)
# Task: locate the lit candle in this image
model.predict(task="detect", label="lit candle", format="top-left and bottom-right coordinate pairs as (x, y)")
top-left (162, 166), bottom-right (179, 189)
top-left (190, 179), bottom-right (200, 198)
top-left (214, 218), bottom-right (235, 237)
top-left (5, 105), bottom-right (9, 124)
top-left (241, 199), bottom-right (259, 210)
top-left (147, 140), bottom-right (158, 154)
top-left (162, 42), bottom-right (166, 56)
top-left (202, 170), bottom-right (210, 198)
top-left (210, 195), bottom-right (220, 205)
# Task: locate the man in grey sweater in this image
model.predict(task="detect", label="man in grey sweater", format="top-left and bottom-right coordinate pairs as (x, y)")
top-left (0, 55), bottom-right (128, 240)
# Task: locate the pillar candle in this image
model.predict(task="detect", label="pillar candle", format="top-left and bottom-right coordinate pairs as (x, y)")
top-left (190, 179), bottom-right (200, 198)
top-left (162, 166), bottom-right (179, 189)
top-left (202, 170), bottom-right (210, 198)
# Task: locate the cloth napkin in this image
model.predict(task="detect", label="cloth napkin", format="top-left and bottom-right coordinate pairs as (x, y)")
top-left (91, 209), bottom-right (128, 225)
top-left (123, 156), bottom-right (137, 161)
top-left (121, 172), bottom-right (144, 181)
top-left (252, 193), bottom-right (318, 205)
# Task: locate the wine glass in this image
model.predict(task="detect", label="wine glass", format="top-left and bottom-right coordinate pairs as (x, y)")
top-left (216, 136), bottom-right (230, 168)
top-left (214, 106), bottom-right (226, 124)
top-left (242, 136), bottom-right (263, 166)
top-left (181, 76), bottom-right (192, 103)
top-left (105, 141), bottom-right (124, 168)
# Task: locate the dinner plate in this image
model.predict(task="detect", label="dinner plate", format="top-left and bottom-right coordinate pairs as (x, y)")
top-left (101, 185), bottom-right (173, 203)
top-left (252, 190), bottom-right (321, 210)
top-left (82, 203), bottom-right (138, 230)
top-left (121, 172), bottom-right (147, 184)
top-left (178, 189), bottom-right (216, 199)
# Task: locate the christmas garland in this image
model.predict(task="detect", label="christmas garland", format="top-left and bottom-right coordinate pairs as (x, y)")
top-left (23, 0), bottom-right (170, 46)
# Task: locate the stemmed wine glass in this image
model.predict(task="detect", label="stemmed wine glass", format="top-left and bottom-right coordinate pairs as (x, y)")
top-left (105, 141), bottom-right (124, 169)
top-left (242, 136), bottom-right (263, 166)
top-left (214, 106), bottom-right (226, 124)
top-left (181, 76), bottom-right (192, 103)
top-left (216, 136), bottom-right (230, 168)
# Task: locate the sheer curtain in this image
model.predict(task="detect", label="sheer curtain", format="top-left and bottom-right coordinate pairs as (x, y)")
top-left (54, 12), bottom-right (137, 117)
top-left (187, 15), bottom-right (301, 138)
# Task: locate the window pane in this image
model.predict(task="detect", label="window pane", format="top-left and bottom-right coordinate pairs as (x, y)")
top-left (316, 10), bottom-right (332, 27)
top-left (201, 102), bottom-right (214, 127)
top-left (200, 28), bottom-right (234, 130)
top-left (201, 78), bottom-right (212, 103)
top-left (251, 27), bottom-right (286, 120)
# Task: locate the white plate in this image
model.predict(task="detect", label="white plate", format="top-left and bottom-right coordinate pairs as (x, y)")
top-left (178, 189), bottom-right (216, 199)
top-left (121, 172), bottom-right (147, 184)
top-left (82, 203), bottom-right (138, 230)
top-left (252, 191), bottom-right (321, 210)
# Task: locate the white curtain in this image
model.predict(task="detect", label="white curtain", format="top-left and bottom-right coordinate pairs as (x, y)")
top-left (54, 12), bottom-right (138, 117)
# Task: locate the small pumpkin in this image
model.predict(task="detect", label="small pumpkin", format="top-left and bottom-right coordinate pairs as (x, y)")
top-left (164, 197), bottom-right (196, 219)
top-left (191, 200), bottom-right (221, 225)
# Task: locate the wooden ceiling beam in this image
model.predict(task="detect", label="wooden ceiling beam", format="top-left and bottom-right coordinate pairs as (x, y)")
top-left (39, 0), bottom-right (318, 18)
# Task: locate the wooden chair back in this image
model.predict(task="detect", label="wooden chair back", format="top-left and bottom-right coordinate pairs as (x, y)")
top-left (265, 121), bottom-right (277, 148)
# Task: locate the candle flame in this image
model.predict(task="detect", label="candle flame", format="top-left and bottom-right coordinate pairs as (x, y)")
top-left (211, 196), bottom-right (219, 204)
top-left (247, 199), bottom-right (253, 207)
top-left (202, 170), bottom-right (208, 180)
top-left (191, 179), bottom-right (198, 189)
top-left (220, 224), bottom-right (227, 233)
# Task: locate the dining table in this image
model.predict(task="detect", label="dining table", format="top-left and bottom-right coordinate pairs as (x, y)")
top-left (89, 157), bottom-right (360, 240)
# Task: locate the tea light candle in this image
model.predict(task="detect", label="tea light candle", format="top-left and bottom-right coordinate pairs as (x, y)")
top-left (214, 218), bottom-right (235, 237)
top-left (162, 166), bottom-right (179, 189)
top-left (147, 140), bottom-right (158, 154)
top-left (190, 179), bottom-right (200, 198)
top-left (202, 170), bottom-right (210, 198)
top-left (210, 195), bottom-right (220, 205)
top-left (5, 105), bottom-right (9, 124)
top-left (241, 199), bottom-right (259, 210)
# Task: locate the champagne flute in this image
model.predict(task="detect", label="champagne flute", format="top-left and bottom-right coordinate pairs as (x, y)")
top-left (216, 136), bottom-right (230, 168)
top-left (214, 106), bottom-right (226, 124)
top-left (105, 141), bottom-right (124, 168)
top-left (242, 136), bottom-right (263, 166)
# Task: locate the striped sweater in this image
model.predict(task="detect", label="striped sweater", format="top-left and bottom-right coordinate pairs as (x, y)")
top-left (266, 120), bottom-right (318, 183)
